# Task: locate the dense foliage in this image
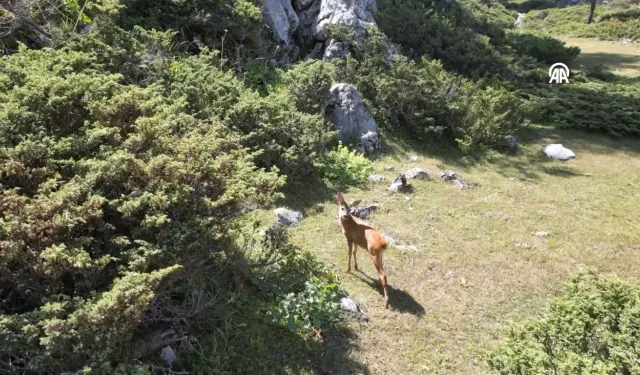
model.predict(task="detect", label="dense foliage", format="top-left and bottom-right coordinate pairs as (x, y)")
top-left (489, 271), bottom-right (640, 375)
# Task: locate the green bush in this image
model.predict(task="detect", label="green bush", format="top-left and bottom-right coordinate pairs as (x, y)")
top-left (454, 86), bottom-right (529, 152)
top-left (282, 60), bottom-right (335, 115)
top-left (505, 30), bottom-right (580, 64)
top-left (489, 271), bottom-right (640, 375)
top-left (0, 46), bottom-right (285, 373)
top-left (314, 143), bottom-right (373, 188)
top-left (267, 275), bottom-right (346, 334)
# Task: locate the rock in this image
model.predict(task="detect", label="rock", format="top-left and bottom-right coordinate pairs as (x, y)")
top-left (274, 207), bottom-right (303, 225)
top-left (329, 83), bottom-right (378, 141)
top-left (262, 0), bottom-right (299, 45)
top-left (358, 130), bottom-right (380, 154)
top-left (543, 144), bottom-right (576, 160)
top-left (535, 10), bottom-right (549, 20)
top-left (294, 0), bottom-right (316, 9)
top-left (514, 13), bottom-right (526, 29)
top-left (383, 234), bottom-right (397, 245)
top-left (161, 345), bottom-right (177, 367)
top-left (505, 135), bottom-right (518, 149)
top-left (440, 171), bottom-right (471, 190)
top-left (313, 0), bottom-right (377, 41)
top-left (535, 231), bottom-right (551, 237)
top-left (515, 243), bottom-right (531, 249)
top-left (340, 297), bottom-right (369, 321)
top-left (407, 155), bottom-right (418, 162)
top-left (323, 38), bottom-right (349, 61)
top-left (389, 173), bottom-right (408, 192)
top-left (368, 174), bottom-right (385, 183)
top-left (404, 168), bottom-right (431, 180)
top-left (384, 166), bottom-right (394, 171)
top-left (350, 203), bottom-right (379, 219)
top-left (304, 42), bottom-right (325, 60)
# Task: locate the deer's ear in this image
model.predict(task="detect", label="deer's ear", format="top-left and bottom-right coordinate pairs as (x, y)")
top-left (336, 192), bottom-right (345, 203)
top-left (351, 199), bottom-right (362, 207)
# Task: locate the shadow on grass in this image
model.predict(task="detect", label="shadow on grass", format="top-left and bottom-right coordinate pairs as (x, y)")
top-left (573, 52), bottom-right (640, 71)
top-left (355, 271), bottom-right (426, 316)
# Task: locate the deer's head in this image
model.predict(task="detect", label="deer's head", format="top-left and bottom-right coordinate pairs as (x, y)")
top-left (336, 192), bottom-right (361, 220)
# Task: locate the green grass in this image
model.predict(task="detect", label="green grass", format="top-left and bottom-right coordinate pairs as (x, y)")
top-left (247, 125), bottom-right (640, 374)
top-left (524, 6), bottom-right (640, 41)
top-left (557, 35), bottom-right (640, 77)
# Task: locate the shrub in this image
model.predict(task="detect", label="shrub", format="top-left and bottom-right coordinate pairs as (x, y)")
top-left (505, 30), bottom-right (580, 64)
top-left (488, 271), bottom-right (640, 375)
top-left (454, 86), bottom-right (529, 152)
top-left (313, 143), bottom-right (373, 188)
top-left (0, 47), bottom-right (285, 373)
top-left (267, 275), bottom-right (346, 334)
top-left (282, 60), bottom-right (335, 115)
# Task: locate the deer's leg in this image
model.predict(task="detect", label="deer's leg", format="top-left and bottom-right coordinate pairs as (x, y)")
top-left (371, 251), bottom-right (389, 309)
top-left (353, 244), bottom-right (359, 271)
top-left (347, 240), bottom-right (353, 272)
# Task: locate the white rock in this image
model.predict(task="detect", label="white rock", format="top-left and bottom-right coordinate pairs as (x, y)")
top-left (535, 231), bottom-right (551, 237)
top-left (323, 38), bottom-right (349, 61)
top-left (274, 207), bottom-right (303, 226)
top-left (389, 174), bottom-right (407, 192)
top-left (543, 144), bottom-right (576, 160)
top-left (407, 155), bottom-right (418, 162)
top-left (340, 297), bottom-right (369, 321)
top-left (514, 13), bottom-right (526, 29)
top-left (368, 174), bottom-right (385, 183)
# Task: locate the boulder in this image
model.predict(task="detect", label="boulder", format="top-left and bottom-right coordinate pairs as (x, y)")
top-left (340, 297), bottom-right (369, 321)
top-left (323, 38), bottom-right (349, 61)
top-left (368, 174), bottom-right (385, 183)
top-left (262, 0), bottom-right (299, 45)
top-left (358, 130), bottom-right (380, 153)
top-left (274, 207), bottom-right (303, 225)
top-left (161, 346), bottom-right (177, 367)
top-left (329, 83), bottom-right (378, 141)
top-left (543, 144), bottom-right (576, 160)
top-left (313, 0), bottom-right (377, 41)
top-left (404, 168), bottom-right (431, 180)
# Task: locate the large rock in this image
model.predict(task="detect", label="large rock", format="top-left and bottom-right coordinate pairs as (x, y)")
top-left (323, 38), bottom-right (349, 61)
top-left (307, 0), bottom-right (377, 41)
top-left (389, 173), bottom-right (408, 192)
top-left (350, 203), bottom-right (380, 219)
top-left (514, 13), bottom-right (526, 29)
top-left (262, 0), bottom-right (299, 45)
top-left (543, 144), bottom-right (576, 160)
top-left (274, 207), bottom-right (303, 226)
top-left (329, 83), bottom-right (378, 141)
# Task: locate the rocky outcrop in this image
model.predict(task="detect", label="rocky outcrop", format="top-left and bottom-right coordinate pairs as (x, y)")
top-left (262, 0), bottom-right (299, 45)
top-left (329, 83), bottom-right (378, 143)
top-left (323, 38), bottom-right (349, 61)
top-left (514, 13), bottom-right (526, 29)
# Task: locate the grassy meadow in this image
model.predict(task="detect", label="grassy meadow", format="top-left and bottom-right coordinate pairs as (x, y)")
top-left (248, 125), bottom-right (640, 374)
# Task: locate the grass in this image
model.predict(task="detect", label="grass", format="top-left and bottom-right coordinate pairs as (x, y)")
top-left (557, 35), bottom-right (640, 77)
top-left (248, 125), bottom-right (640, 374)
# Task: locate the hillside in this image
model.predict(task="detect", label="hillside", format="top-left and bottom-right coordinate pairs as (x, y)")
top-left (1, 0), bottom-right (639, 374)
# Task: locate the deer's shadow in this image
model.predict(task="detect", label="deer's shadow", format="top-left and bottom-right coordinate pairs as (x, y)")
top-left (354, 271), bottom-right (426, 316)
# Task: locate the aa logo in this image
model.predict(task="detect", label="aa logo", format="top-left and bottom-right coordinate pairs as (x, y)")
top-left (549, 63), bottom-right (570, 84)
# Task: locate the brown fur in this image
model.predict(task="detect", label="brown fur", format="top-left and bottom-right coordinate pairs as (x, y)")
top-left (336, 193), bottom-right (390, 309)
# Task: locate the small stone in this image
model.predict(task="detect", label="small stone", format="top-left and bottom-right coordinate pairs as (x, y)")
top-left (340, 297), bottom-right (369, 321)
top-left (384, 166), bottom-right (394, 172)
top-left (274, 207), bottom-right (303, 226)
top-left (515, 243), bottom-right (531, 249)
top-left (404, 168), bottom-right (431, 180)
top-left (368, 174), bottom-right (385, 183)
top-left (161, 346), bottom-right (177, 367)
top-left (535, 231), bottom-right (551, 237)
top-left (583, 173), bottom-right (592, 177)
top-left (383, 234), bottom-right (397, 245)
top-left (408, 155), bottom-right (418, 162)
top-left (389, 173), bottom-right (408, 192)
top-left (259, 229), bottom-right (266, 236)
top-left (440, 171), bottom-right (471, 190)
top-left (505, 135), bottom-right (518, 149)
top-left (447, 271), bottom-right (455, 278)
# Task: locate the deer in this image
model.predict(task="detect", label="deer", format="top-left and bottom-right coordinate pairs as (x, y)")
top-left (336, 192), bottom-right (389, 309)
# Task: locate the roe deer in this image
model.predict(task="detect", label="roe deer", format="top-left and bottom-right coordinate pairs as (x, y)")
top-left (336, 192), bottom-right (389, 309)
